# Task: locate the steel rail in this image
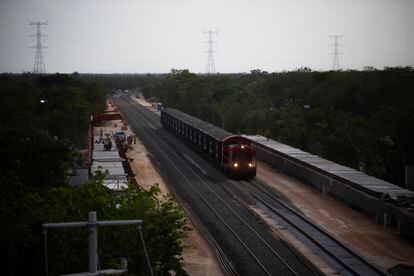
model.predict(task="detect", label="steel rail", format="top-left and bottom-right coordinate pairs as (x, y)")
top-left (116, 96), bottom-right (302, 275)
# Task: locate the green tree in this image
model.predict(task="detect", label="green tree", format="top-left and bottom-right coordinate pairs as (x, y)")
top-left (277, 99), bottom-right (307, 149)
top-left (1, 176), bottom-right (189, 275)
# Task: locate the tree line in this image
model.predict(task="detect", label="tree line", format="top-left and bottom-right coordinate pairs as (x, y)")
top-left (0, 73), bottom-right (189, 275)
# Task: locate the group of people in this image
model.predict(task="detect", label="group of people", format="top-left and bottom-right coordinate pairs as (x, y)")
top-left (97, 129), bottom-right (137, 151)
top-left (97, 129), bottom-right (113, 151)
top-left (126, 134), bottom-right (136, 148)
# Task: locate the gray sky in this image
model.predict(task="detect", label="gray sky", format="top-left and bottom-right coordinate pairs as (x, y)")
top-left (1, 0), bottom-right (413, 73)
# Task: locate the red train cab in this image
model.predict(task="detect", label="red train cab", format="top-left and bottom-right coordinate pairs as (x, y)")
top-left (222, 135), bottom-right (256, 178)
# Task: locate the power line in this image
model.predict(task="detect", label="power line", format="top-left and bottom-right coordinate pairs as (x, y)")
top-left (0, 54), bottom-right (33, 67)
top-left (46, 41), bottom-right (184, 65)
top-left (330, 34), bottom-right (343, 71)
top-left (47, 29), bottom-right (188, 55)
top-left (203, 30), bottom-right (218, 74)
top-left (0, 45), bottom-right (30, 56)
top-left (0, 30), bottom-right (32, 44)
top-left (29, 21), bottom-right (48, 74)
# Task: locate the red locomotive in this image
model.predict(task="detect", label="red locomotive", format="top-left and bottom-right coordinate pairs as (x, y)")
top-left (161, 108), bottom-right (256, 179)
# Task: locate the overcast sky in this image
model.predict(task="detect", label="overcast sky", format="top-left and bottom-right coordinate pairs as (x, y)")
top-left (1, 0), bottom-right (413, 74)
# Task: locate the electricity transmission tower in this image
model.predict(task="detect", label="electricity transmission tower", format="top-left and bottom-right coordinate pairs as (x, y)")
top-left (203, 30), bottom-right (218, 74)
top-left (330, 34), bottom-right (343, 71)
top-left (30, 21), bottom-right (48, 74)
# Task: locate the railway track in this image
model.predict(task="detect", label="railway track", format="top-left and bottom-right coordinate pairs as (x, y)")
top-left (182, 205), bottom-right (238, 276)
top-left (239, 179), bottom-right (386, 276)
top-left (115, 95), bottom-right (314, 275)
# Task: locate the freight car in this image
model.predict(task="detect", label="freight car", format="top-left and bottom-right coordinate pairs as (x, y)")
top-left (161, 108), bottom-right (256, 179)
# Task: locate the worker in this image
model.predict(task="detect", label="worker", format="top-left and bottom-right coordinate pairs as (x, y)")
top-left (107, 139), bottom-right (112, 151)
top-left (127, 135), bottom-right (133, 149)
top-left (103, 139), bottom-right (108, 151)
top-left (264, 129), bottom-right (271, 141)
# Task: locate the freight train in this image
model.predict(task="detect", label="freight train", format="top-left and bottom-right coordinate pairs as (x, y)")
top-left (161, 108), bottom-right (256, 179)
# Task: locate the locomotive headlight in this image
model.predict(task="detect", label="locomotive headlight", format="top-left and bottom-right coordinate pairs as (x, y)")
top-left (233, 162), bottom-right (238, 168)
top-left (248, 163), bottom-right (252, 168)
top-left (241, 145), bottom-right (245, 149)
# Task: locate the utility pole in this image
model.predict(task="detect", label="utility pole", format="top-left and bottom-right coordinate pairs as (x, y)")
top-left (30, 21), bottom-right (48, 74)
top-left (330, 34), bottom-right (343, 71)
top-left (203, 30), bottom-right (218, 74)
top-left (42, 211), bottom-right (153, 276)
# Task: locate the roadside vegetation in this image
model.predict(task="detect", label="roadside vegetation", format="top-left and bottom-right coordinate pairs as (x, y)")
top-left (0, 73), bottom-right (189, 275)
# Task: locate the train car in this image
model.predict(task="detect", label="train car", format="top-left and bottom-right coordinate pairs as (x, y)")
top-left (161, 108), bottom-right (256, 179)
